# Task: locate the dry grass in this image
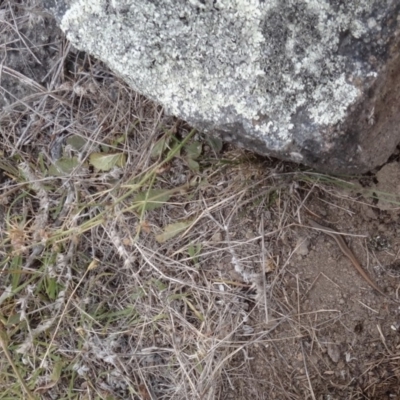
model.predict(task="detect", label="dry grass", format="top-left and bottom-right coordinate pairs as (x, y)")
top-left (1, 1), bottom-right (400, 400)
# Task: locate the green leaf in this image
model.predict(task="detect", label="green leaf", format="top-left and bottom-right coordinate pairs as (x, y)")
top-left (184, 142), bottom-right (202, 160)
top-left (100, 144), bottom-right (110, 153)
top-left (151, 136), bottom-right (168, 158)
top-left (89, 152), bottom-right (126, 171)
top-left (186, 157), bottom-right (199, 172)
top-left (188, 243), bottom-right (202, 258)
top-left (48, 157), bottom-right (80, 176)
top-left (51, 360), bottom-right (64, 383)
top-left (45, 277), bottom-right (59, 300)
top-left (11, 254), bottom-right (22, 290)
top-left (133, 189), bottom-right (171, 212)
top-left (150, 278), bottom-right (167, 291)
top-left (6, 313), bottom-right (21, 326)
top-left (155, 220), bottom-right (193, 243)
top-left (131, 287), bottom-right (146, 300)
top-left (38, 153), bottom-right (46, 175)
top-left (66, 135), bottom-right (87, 151)
top-left (166, 137), bottom-right (182, 158)
top-left (206, 136), bottom-right (223, 153)
top-left (188, 243), bottom-right (202, 265)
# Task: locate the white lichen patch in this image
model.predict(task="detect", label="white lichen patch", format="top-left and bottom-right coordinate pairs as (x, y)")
top-left (60, 0), bottom-right (378, 150)
top-left (308, 74), bottom-right (360, 126)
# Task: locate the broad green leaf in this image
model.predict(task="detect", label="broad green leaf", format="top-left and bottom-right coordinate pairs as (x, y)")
top-left (6, 313), bottom-right (21, 326)
top-left (188, 243), bottom-right (202, 258)
top-left (133, 189), bottom-right (171, 212)
top-left (166, 137), bottom-right (182, 158)
top-left (45, 277), bottom-right (59, 300)
top-left (188, 243), bottom-right (202, 265)
top-left (206, 136), bottom-right (223, 153)
top-left (66, 135), bottom-right (87, 151)
top-left (100, 144), bottom-right (110, 153)
top-left (51, 360), bottom-right (64, 383)
top-left (185, 142), bottom-right (202, 160)
top-left (48, 156), bottom-right (80, 176)
top-left (186, 157), bottom-right (199, 172)
top-left (131, 287), bottom-right (146, 300)
top-left (151, 136), bottom-right (168, 158)
top-left (89, 152), bottom-right (126, 171)
top-left (156, 220), bottom-right (193, 243)
top-left (150, 278), bottom-right (167, 291)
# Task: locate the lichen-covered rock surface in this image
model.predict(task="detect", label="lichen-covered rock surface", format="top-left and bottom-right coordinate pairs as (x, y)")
top-left (42, 0), bottom-right (400, 174)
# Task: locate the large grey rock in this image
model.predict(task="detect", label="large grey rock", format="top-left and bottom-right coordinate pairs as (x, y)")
top-left (42, 0), bottom-right (400, 174)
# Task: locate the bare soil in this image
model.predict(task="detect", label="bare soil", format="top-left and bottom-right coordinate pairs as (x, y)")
top-left (223, 188), bottom-right (400, 399)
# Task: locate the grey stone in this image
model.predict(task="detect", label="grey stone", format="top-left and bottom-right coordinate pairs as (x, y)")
top-left (41, 0), bottom-right (400, 174)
